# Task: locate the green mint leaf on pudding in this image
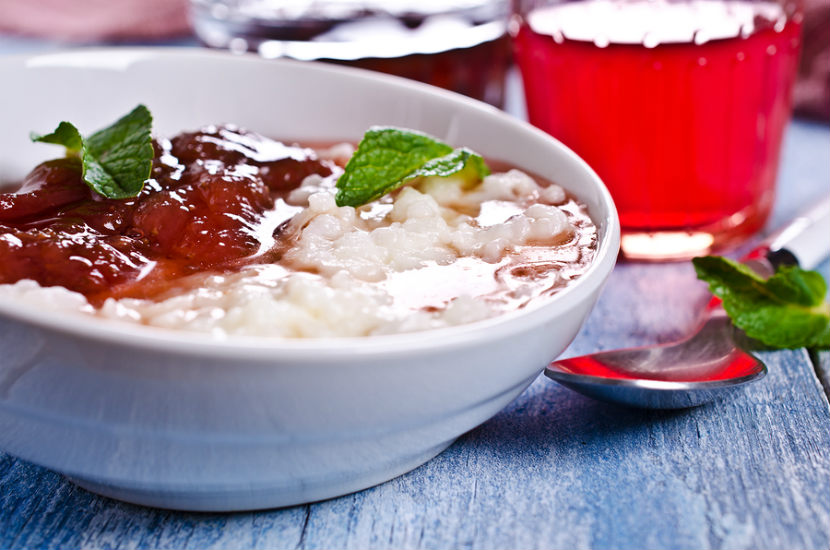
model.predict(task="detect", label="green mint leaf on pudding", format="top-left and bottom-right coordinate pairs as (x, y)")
top-left (30, 104), bottom-right (154, 199)
top-left (693, 255), bottom-right (830, 349)
top-left (30, 121), bottom-right (83, 152)
top-left (417, 147), bottom-right (491, 180)
top-left (335, 127), bottom-right (491, 207)
top-left (82, 104), bottom-right (154, 199)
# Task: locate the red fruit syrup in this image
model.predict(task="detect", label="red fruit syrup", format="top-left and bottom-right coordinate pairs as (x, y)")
top-left (513, 0), bottom-right (802, 259)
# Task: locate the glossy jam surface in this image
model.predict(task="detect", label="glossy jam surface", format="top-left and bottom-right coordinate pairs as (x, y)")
top-left (0, 126), bottom-right (335, 305)
top-left (513, 0), bottom-right (801, 258)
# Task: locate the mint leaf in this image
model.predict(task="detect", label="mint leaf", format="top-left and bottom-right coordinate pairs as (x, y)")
top-left (30, 121), bottom-right (83, 152)
top-left (417, 147), bottom-right (490, 180)
top-left (31, 105), bottom-right (153, 199)
top-left (335, 127), bottom-right (490, 207)
top-left (82, 105), bottom-right (154, 199)
top-left (693, 255), bottom-right (830, 349)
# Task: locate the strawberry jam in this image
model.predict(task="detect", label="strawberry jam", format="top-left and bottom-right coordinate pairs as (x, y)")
top-left (0, 126), bottom-right (335, 305)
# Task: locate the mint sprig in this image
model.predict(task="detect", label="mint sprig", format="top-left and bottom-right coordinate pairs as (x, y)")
top-left (30, 121), bottom-right (83, 152)
top-left (693, 255), bottom-right (830, 349)
top-left (335, 127), bottom-right (490, 207)
top-left (31, 104), bottom-right (153, 199)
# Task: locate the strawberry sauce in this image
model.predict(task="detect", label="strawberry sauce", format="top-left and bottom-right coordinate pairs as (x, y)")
top-left (0, 126), bottom-right (336, 305)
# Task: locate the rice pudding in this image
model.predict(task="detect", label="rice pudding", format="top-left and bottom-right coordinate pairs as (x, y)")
top-left (0, 126), bottom-right (596, 337)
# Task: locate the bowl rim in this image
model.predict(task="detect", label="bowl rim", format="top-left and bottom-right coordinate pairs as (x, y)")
top-left (0, 48), bottom-right (620, 360)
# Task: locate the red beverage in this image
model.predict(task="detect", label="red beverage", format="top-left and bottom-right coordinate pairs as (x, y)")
top-left (512, 0), bottom-right (802, 259)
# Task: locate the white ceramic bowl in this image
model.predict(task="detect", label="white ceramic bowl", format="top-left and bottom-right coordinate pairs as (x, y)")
top-left (0, 49), bottom-right (619, 511)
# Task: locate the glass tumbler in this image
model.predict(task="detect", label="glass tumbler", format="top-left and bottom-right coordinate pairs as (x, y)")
top-left (191, 0), bottom-right (512, 107)
top-left (511, 0), bottom-right (803, 260)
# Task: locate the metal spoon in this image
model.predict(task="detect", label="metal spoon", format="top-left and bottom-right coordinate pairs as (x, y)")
top-left (546, 197), bottom-right (830, 409)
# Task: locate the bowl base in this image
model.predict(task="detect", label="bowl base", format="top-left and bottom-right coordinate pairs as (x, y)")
top-left (67, 438), bottom-right (455, 512)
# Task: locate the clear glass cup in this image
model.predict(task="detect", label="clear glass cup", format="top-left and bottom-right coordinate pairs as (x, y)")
top-left (510, 0), bottom-right (803, 260)
top-left (190, 0), bottom-right (512, 107)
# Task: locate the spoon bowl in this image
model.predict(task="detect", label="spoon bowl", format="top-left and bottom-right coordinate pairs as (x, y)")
top-left (546, 311), bottom-right (767, 409)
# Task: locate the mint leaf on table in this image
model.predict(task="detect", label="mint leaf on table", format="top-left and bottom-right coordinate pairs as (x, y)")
top-left (30, 104), bottom-right (153, 199)
top-left (693, 255), bottom-right (830, 349)
top-left (335, 127), bottom-right (490, 207)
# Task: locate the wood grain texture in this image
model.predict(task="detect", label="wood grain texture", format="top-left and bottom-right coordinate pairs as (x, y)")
top-left (0, 76), bottom-right (828, 549)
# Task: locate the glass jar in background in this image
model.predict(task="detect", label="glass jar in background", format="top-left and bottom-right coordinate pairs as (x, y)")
top-left (511, 0), bottom-right (803, 260)
top-left (190, 0), bottom-right (511, 107)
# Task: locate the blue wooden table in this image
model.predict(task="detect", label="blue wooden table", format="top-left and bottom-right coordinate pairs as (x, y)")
top-left (1, 40), bottom-right (829, 549)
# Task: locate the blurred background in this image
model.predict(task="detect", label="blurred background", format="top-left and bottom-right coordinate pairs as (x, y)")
top-left (0, 0), bottom-right (826, 121)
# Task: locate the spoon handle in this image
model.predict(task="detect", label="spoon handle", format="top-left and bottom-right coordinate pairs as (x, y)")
top-left (763, 196), bottom-right (830, 270)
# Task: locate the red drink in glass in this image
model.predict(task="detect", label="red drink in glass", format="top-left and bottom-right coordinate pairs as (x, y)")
top-left (512, 0), bottom-right (802, 260)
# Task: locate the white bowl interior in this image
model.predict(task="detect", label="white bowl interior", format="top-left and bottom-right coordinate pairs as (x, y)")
top-left (0, 48), bottom-right (618, 354)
